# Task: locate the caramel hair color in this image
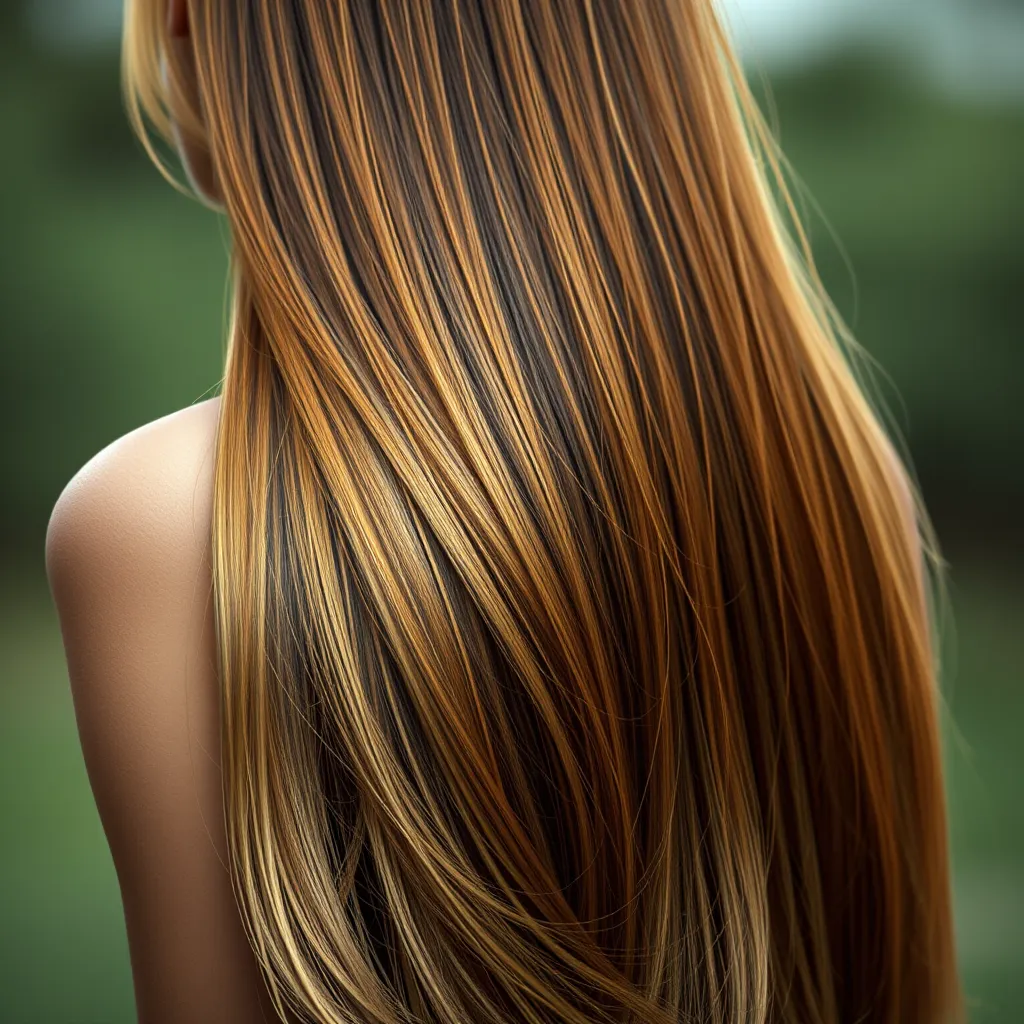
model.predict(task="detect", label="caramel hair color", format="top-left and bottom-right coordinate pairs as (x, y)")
top-left (124, 2), bottom-right (962, 1021)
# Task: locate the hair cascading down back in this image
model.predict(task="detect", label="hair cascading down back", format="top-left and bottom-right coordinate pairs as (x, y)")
top-left (124, 1), bottom-right (963, 1021)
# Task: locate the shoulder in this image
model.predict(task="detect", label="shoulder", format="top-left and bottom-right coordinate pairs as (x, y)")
top-left (44, 396), bottom-right (282, 1022)
top-left (44, 394), bottom-right (222, 765)
top-left (45, 395), bottom-right (222, 604)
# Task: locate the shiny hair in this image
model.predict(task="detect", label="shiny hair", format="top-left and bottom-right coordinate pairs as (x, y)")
top-left (124, 2), bottom-right (962, 1021)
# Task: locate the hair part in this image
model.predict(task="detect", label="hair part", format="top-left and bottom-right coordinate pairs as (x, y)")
top-left (125, 2), bottom-right (962, 1021)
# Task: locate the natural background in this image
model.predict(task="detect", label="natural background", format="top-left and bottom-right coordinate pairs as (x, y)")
top-left (1, 0), bottom-right (1022, 1021)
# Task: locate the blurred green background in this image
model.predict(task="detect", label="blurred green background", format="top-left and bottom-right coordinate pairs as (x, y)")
top-left (1, 0), bottom-right (1022, 1020)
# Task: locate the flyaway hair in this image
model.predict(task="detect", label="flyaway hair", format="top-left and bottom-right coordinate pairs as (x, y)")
top-left (124, 2), bottom-right (962, 1021)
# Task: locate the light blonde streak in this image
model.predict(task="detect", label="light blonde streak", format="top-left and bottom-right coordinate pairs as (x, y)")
top-left (125, 2), bottom-right (963, 1021)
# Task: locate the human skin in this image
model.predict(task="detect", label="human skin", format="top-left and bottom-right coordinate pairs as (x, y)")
top-left (44, 5), bottom-right (298, 1020)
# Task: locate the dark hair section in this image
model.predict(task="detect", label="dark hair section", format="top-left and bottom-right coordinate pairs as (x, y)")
top-left (125, 2), bottom-right (962, 1021)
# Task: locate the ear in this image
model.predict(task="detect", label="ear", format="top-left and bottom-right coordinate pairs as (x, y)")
top-left (164, 1), bottom-right (224, 208)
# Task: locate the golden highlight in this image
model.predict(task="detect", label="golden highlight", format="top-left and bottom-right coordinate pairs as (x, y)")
top-left (125, 2), bottom-right (962, 1021)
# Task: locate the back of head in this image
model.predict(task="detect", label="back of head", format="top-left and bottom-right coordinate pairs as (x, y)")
top-left (125, 2), bottom-right (962, 1021)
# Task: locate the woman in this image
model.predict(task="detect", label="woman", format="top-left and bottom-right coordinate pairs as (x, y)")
top-left (45, 1), bottom-right (963, 1021)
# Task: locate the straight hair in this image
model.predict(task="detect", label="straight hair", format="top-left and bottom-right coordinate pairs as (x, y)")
top-left (125, 2), bottom-right (962, 1021)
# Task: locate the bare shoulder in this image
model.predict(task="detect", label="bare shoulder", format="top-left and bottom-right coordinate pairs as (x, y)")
top-left (44, 395), bottom-right (283, 1023)
top-left (45, 395), bottom-right (222, 599)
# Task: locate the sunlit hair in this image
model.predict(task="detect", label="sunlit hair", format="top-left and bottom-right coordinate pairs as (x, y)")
top-left (124, 2), bottom-right (962, 1021)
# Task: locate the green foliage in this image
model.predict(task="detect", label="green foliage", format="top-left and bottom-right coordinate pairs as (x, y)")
top-left (754, 52), bottom-right (1024, 505)
top-left (0, 38), bottom-right (228, 549)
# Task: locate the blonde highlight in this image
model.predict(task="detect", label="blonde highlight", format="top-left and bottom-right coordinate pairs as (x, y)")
top-left (126, 2), bottom-right (962, 1021)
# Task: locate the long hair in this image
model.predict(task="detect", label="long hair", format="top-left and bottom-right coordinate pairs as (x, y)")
top-left (123, 2), bottom-right (962, 1021)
